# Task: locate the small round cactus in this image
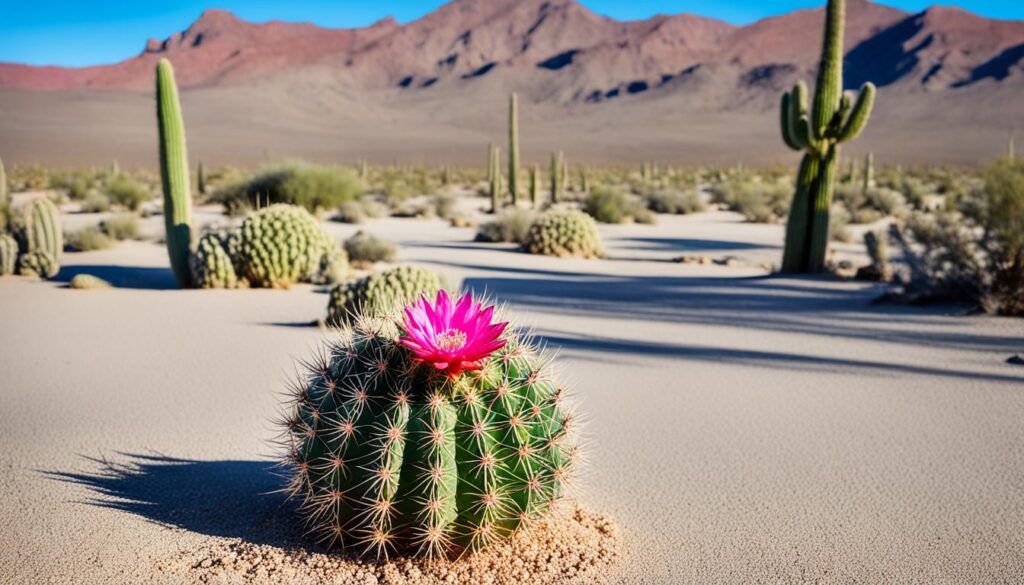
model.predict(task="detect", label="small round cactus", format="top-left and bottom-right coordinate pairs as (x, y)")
top-left (281, 291), bottom-right (579, 559)
top-left (0, 234), bottom-right (17, 276)
top-left (69, 274), bottom-right (113, 289)
top-left (238, 204), bottom-right (340, 288)
top-left (18, 251), bottom-right (57, 279)
top-left (326, 265), bottom-right (443, 326)
top-left (190, 232), bottom-right (242, 289)
top-left (522, 209), bottom-right (604, 258)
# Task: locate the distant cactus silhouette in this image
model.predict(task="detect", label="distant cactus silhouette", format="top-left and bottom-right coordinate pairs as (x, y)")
top-left (197, 160), bottom-right (207, 196)
top-left (550, 151), bottom-right (565, 203)
top-left (780, 0), bottom-right (875, 273)
top-left (156, 58), bottom-right (195, 288)
top-left (508, 93), bottom-right (520, 205)
top-left (0, 156), bottom-right (7, 209)
top-left (863, 152), bottom-right (875, 193)
top-left (530, 165), bottom-right (540, 208)
top-left (489, 144), bottom-right (501, 214)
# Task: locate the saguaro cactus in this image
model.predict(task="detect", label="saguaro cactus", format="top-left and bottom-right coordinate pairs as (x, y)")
top-left (862, 152), bottom-right (875, 193)
top-left (530, 165), bottom-right (540, 207)
top-left (508, 93), bottom-right (520, 206)
top-left (489, 144), bottom-right (501, 214)
top-left (779, 0), bottom-right (875, 273)
top-left (0, 156), bottom-right (7, 209)
top-left (156, 58), bottom-right (195, 288)
top-left (550, 151), bottom-right (564, 203)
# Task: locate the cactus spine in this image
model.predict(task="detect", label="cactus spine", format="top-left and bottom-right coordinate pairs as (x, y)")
top-left (156, 58), bottom-right (195, 288)
top-left (530, 165), bottom-right (540, 208)
top-left (488, 144), bottom-right (501, 214)
top-left (508, 93), bottom-right (520, 206)
top-left (779, 0), bottom-right (875, 273)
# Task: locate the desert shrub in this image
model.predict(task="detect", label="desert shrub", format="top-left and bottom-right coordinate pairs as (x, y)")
top-left (65, 226), bottom-right (114, 252)
top-left (834, 182), bottom-right (906, 224)
top-left (215, 162), bottom-right (364, 215)
top-left (81, 192), bottom-right (112, 213)
top-left (433, 193), bottom-right (457, 220)
top-left (99, 213), bottom-right (141, 240)
top-left (335, 201), bottom-right (366, 224)
top-left (891, 159), bottom-right (1024, 315)
top-left (475, 209), bottom-right (537, 244)
top-left (49, 170), bottom-right (92, 200)
top-left (829, 204), bottom-right (853, 242)
top-left (104, 174), bottom-right (151, 210)
top-left (710, 177), bottom-right (791, 223)
top-left (9, 164), bottom-right (50, 192)
top-left (583, 187), bottom-right (650, 224)
top-left (643, 189), bottom-right (705, 214)
top-left (343, 230), bottom-right (397, 265)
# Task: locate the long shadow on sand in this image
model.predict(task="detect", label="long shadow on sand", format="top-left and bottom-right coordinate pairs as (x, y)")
top-left (616, 237), bottom-right (777, 252)
top-left (55, 265), bottom-right (178, 290)
top-left (439, 262), bottom-right (1022, 353)
top-left (46, 454), bottom-right (297, 547)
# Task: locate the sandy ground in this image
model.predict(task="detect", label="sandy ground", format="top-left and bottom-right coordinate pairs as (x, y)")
top-left (2, 206), bottom-right (1024, 584)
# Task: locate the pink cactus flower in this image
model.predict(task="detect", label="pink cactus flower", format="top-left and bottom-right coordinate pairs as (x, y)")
top-left (400, 290), bottom-right (508, 378)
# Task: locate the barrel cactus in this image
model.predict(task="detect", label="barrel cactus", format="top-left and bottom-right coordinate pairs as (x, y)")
top-left (327, 264), bottom-right (443, 326)
top-left (281, 290), bottom-right (579, 558)
top-left (21, 198), bottom-right (62, 278)
top-left (238, 204), bottom-right (340, 288)
top-left (190, 232), bottom-right (241, 289)
top-left (523, 209), bottom-right (604, 258)
top-left (0, 233), bottom-right (17, 275)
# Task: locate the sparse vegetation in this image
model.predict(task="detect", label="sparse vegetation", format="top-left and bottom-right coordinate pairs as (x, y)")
top-left (475, 208), bottom-right (537, 244)
top-left (99, 213), bottom-right (142, 240)
top-left (583, 186), bottom-right (653, 224)
top-left (343, 230), bottom-right (397, 265)
top-left (710, 176), bottom-right (792, 223)
top-left (214, 161), bottom-right (364, 215)
top-left (66, 226), bottom-right (115, 252)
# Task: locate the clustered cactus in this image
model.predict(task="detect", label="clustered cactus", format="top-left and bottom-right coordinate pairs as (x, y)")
top-left (780, 0), bottom-right (875, 273)
top-left (326, 264), bottom-right (443, 326)
top-left (280, 294), bottom-right (579, 558)
top-left (190, 232), bottom-right (241, 289)
top-left (523, 210), bottom-right (604, 258)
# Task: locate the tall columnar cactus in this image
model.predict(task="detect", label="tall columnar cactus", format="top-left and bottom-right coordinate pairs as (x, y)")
top-left (780, 0), bottom-right (875, 273)
top-left (22, 198), bottom-right (62, 278)
top-left (0, 234), bottom-right (17, 276)
top-left (197, 160), bottom-right (207, 196)
top-left (156, 58), bottom-right (195, 288)
top-left (530, 165), bottom-right (540, 208)
top-left (283, 291), bottom-right (578, 558)
top-left (550, 151), bottom-right (564, 203)
top-left (489, 144), bottom-right (502, 214)
top-left (863, 152), bottom-right (875, 193)
top-left (0, 156), bottom-right (8, 209)
top-left (579, 166), bottom-right (589, 194)
top-left (508, 93), bottom-right (520, 206)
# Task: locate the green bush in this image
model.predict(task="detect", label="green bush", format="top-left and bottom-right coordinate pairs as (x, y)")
top-left (643, 189), bottom-right (705, 214)
top-left (475, 208), bottom-right (537, 243)
top-left (343, 230), bottom-right (397, 265)
top-left (81, 192), bottom-right (111, 213)
top-left (66, 226), bottom-right (114, 252)
top-left (710, 177), bottom-right (791, 223)
top-left (214, 162), bottom-right (364, 215)
top-left (335, 201), bottom-right (366, 224)
top-left (105, 174), bottom-right (151, 211)
top-left (99, 213), bottom-right (141, 240)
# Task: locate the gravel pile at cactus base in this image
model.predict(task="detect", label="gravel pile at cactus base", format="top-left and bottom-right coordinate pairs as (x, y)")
top-left (159, 504), bottom-right (619, 585)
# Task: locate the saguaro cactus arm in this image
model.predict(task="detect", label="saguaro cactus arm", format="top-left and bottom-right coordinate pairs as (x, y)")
top-left (836, 83), bottom-right (876, 143)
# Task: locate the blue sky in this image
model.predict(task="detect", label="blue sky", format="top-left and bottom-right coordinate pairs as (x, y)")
top-left (2, 0), bottom-right (1021, 67)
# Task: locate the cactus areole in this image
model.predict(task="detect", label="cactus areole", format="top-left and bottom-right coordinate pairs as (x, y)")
top-left (779, 0), bottom-right (875, 274)
top-left (282, 292), bottom-right (578, 558)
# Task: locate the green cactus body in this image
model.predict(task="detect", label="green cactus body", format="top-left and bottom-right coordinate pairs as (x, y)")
top-left (523, 210), bottom-right (604, 259)
top-left (156, 59), bottom-right (195, 288)
top-left (190, 232), bottom-right (240, 289)
top-left (0, 234), bottom-right (17, 275)
top-left (508, 93), bottom-right (520, 206)
top-left (326, 265), bottom-right (443, 326)
top-left (238, 204), bottom-right (338, 289)
top-left (530, 165), bottom-right (540, 208)
top-left (0, 156), bottom-right (8, 208)
top-left (197, 160), bottom-right (206, 196)
top-left (283, 301), bottom-right (578, 558)
top-left (863, 152), bottom-right (875, 193)
top-left (489, 144), bottom-right (502, 214)
top-left (22, 198), bottom-right (62, 278)
top-left (18, 251), bottom-right (57, 279)
top-left (579, 166), bottom-right (589, 194)
top-left (780, 0), bottom-right (875, 274)
top-left (550, 151), bottom-right (564, 203)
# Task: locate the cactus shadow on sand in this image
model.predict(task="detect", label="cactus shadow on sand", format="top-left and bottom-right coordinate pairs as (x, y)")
top-left (54, 265), bottom-right (179, 290)
top-left (45, 453), bottom-right (298, 547)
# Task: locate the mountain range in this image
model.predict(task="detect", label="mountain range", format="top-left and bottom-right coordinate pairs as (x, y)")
top-left (0, 0), bottom-right (1021, 166)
